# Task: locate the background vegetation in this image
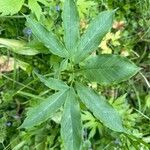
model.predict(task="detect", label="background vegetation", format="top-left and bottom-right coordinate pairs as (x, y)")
top-left (0, 0), bottom-right (150, 149)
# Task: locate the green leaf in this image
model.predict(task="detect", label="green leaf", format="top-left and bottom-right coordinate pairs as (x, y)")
top-left (12, 141), bottom-right (26, 150)
top-left (63, 0), bottom-right (80, 57)
top-left (61, 88), bottom-right (82, 150)
top-left (27, 17), bottom-right (68, 58)
top-left (28, 0), bottom-right (49, 20)
top-left (81, 55), bottom-right (140, 85)
top-left (25, 40), bottom-right (50, 54)
top-left (0, 38), bottom-right (49, 55)
top-left (28, 0), bottom-right (42, 21)
top-left (20, 90), bottom-right (68, 129)
top-left (34, 71), bottom-right (69, 91)
top-left (76, 83), bottom-right (124, 132)
top-left (74, 10), bottom-right (115, 63)
top-left (17, 59), bottom-right (32, 73)
top-left (0, 0), bottom-right (24, 15)
top-left (37, 0), bottom-right (49, 6)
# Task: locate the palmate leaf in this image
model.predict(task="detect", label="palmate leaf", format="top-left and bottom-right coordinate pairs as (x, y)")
top-left (74, 10), bottom-right (115, 63)
top-left (63, 0), bottom-right (80, 58)
top-left (34, 71), bottom-right (69, 91)
top-left (81, 55), bottom-right (140, 85)
top-left (0, 0), bottom-right (24, 15)
top-left (76, 83), bottom-right (124, 132)
top-left (20, 90), bottom-right (68, 129)
top-left (61, 88), bottom-right (82, 150)
top-left (26, 18), bottom-right (69, 58)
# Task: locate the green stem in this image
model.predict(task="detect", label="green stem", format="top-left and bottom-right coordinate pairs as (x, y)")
top-left (0, 16), bottom-right (26, 18)
top-left (134, 108), bottom-right (150, 121)
top-left (130, 80), bottom-right (141, 111)
top-left (1, 74), bottom-right (35, 91)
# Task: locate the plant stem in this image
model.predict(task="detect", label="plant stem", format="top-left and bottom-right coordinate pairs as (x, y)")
top-left (0, 16), bottom-right (25, 18)
top-left (134, 108), bottom-right (150, 121)
top-left (129, 80), bottom-right (141, 111)
top-left (139, 71), bottom-right (150, 88)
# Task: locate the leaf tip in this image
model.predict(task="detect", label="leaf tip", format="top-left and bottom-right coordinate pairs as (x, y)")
top-left (114, 7), bottom-right (119, 12)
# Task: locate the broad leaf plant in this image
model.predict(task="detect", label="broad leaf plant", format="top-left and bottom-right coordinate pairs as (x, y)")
top-left (20, 0), bottom-right (140, 149)
top-left (0, 0), bottom-right (49, 20)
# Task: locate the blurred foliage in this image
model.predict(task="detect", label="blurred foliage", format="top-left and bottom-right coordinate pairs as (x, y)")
top-left (0, 0), bottom-right (150, 149)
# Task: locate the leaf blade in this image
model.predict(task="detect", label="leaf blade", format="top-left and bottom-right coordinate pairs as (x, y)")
top-left (0, 38), bottom-right (41, 55)
top-left (34, 71), bottom-right (69, 91)
top-left (76, 83), bottom-right (124, 132)
top-left (63, 0), bottom-right (80, 57)
top-left (82, 55), bottom-right (140, 85)
top-left (28, 0), bottom-right (42, 21)
top-left (20, 90), bottom-right (68, 129)
top-left (61, 88), bottom-right (82, 150)
top-left (74, 10), bottom-right (115, 63)
top-left (0, 0), bottom-right (24, 15)
top-left (28, 0), bottom-right (49, 20)
top-left (27, 18), bottom-right (68, 58)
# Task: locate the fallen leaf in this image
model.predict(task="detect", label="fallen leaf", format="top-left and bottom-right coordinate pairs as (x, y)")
top-left (0, 56), bottom-right (18, 73)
